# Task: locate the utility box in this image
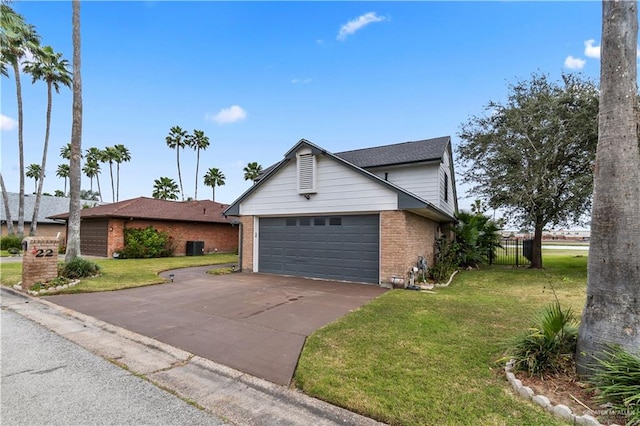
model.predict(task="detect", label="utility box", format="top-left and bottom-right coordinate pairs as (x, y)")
top-left (186, 240), bottom-right (204, 256)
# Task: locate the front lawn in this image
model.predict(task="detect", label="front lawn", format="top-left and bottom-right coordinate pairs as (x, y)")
top-left (294, 251), bottom-right (588, 425)
top-left (0, 253), bottom-right (237, 292)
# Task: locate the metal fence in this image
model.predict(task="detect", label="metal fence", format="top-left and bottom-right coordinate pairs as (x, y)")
top-left (489, 238), bottom-right (533, 266)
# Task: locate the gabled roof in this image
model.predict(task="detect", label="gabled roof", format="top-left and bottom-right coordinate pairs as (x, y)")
top-left (334, 136), bottom-right (450, 168)
top-left (224, 138), bottom-right (456, 222)
top-left (49, 197), bottom-right (233, 224)
top-left (1, 193), bottom-right (100, 224)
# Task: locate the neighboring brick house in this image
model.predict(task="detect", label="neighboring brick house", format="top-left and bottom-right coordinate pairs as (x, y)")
top-left (224, 137), bottom-right (458, 286)
top-left (1, 192), bottom-right (99, 240)
top-left (50, 197), bottom-right (238, 257)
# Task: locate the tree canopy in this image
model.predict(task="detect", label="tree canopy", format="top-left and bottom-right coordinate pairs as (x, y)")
top-left (457, 72), bottom-right (599, 268)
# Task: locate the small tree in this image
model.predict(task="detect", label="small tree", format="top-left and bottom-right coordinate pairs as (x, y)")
top-left (152, 176), bottom-right (179, 200)
top-left (243, 162), bottom-right (263, 183)
top-left (458, 72), bottom-right (599, 268)
top-left (203, 167), bottom-right (225, 201)
top-left (26, 163), bottom-right (42, 194)
top-left (450, 210), bottom-right (502, 268)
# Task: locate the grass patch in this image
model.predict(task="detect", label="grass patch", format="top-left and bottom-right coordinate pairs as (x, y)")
top-left (206, 267), bottom-right (235, 275)
top-left (294, 253), bottom-right (588, 425)
top-left (0, 253), bottom-right (237, 293)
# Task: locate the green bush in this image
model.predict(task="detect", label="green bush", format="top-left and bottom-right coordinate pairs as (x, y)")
top-left (450, 210), bottom-right (502, 268)
top-left (590, 345), bottom-right (640, 426)
top-left (60, 257), bottom-right (100, 279)
top-left (505, 300), bottom-right (579, 377)
top-left (1, 234), bottom-right (23, 250)
top-left (428, 236), bottom-right (459, 283)
top-left (118, 226), bottom-right (175, 259)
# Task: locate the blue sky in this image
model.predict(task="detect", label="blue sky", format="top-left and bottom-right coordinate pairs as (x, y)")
top-left (1, 1), bottom-right (604, 209)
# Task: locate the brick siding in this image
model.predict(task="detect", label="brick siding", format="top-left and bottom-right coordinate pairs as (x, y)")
top-left (239, 216), bottom-right (254, 272)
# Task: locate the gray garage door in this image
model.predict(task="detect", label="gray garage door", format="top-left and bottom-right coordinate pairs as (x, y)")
top-left (258, 215), bottom-right (379, 284)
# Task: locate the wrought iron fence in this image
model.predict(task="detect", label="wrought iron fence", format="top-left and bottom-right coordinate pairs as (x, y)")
top-left (489, 238), bottom-right (533, 266)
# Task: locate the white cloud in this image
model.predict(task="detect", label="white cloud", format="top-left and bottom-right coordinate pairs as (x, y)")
top-left (205, 105), bottom-right (247, 124)
top-left (291, 78), bottom-right (311, 84)
top-left (564, 55), bottom-right (586, 70)
top-left (584, 39), bottom-right (601, 59)
top-left (0, 114), bottom-right (17, 131)
top-left (337, 12), bottom-right (386, 41)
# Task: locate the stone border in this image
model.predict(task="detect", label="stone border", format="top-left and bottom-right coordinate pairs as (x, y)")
top-left (504, 359), bottom-right (622, 426)
top-left (13, 279), bottom-right (80, 296)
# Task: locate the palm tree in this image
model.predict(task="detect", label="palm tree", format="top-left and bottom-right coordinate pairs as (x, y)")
top-left (60, 142), bottom-right (72, 160)
top-left (102, 146), bottom-right (119, 202)
top-left (165, 126), bottom-right (188, 201)
top-left (1, 173), bottom-right (15, 235)
top-left (203, 167), bottom-right (225, 201)
top-left (26, 163), bottom-right (42, 194)
top-left (576, 0), bottom-right (640, 378)
top-left (152, 177), bottom-right (179, 200)
top-left (24, 45), bottom-right (72, 236)
top-left (85, 147), bottom-right (103, 201)
top-left (66, 0), bottom-right (83, 261)
top-left (186, 129), bottom-right (209, 199)
top-left (1, 4), bottom-right (41, 236)
top-left (56, 164), bottom-right (70, 195)
top-left (113, 144), bottom-right (131, 202)
top-left (243, 162), bottom-right (263, 183)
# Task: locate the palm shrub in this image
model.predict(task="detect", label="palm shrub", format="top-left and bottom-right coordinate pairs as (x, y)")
top-left (590, 345), bottom-right (640, 426)
top-left (1, 234), bottom-right (23, 250)
top-left (60, 257), bottom-right (100, 279)
top-left (450, 210), bottom-right (502, 268)
top-left (505, 300), bottom-right (579, 377)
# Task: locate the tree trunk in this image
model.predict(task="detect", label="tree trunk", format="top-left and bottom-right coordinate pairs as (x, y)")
top-left (529, 217), bottom-right (544, 269)
top-left (1, 173), bottom-right (15, 235)
top-left (177, 148), bottom-right (184, 201)
top-left (96, 173), bottom-right (103, 202)
top-left (30, 81), bottom-right (54, 236)
top-left (108, 162), bottom-right (115, 202)
top-left (194, 149), bottom-right (200, 200)
top-left (116, 163), bottom-right (120, 202)
top-left (12, 61), bottom-right (25, 236)
top-left (66, 0), bottom-right (82, 262)
top-left (576, 0), bottom-right (640, 377)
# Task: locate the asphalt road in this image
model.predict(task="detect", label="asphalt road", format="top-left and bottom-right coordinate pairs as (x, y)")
top-left (1, 309), bottom-right (225, 426)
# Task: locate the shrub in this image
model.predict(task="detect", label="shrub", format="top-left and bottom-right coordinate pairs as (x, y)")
top-left (428, 236), bottom-right (459, 283)
top-left (449, 211), bottom-right (502, 268)
top-left (505, 300), bottom-right (579, 377)
top-left (590, 345), bottom-right (640, 426)
top-left (119, 226), bottom-right (175, 259)
top-left (1, 234), bottom-right (23, 250)
top-left (60, 257), bottom-right (100, 279)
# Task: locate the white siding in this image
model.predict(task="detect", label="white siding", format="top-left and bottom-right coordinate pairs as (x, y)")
top-left (438, 149), bottom-right (456, 216)
top-left (240, 154), bottom-right (398, 216)
top-left (368, 164), bottom-right (440, 204)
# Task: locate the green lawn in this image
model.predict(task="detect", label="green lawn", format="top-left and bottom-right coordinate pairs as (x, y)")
top-left (0, 253), bottom-right (237, 292)
top-left (294, 251), bottom-right (588, 425)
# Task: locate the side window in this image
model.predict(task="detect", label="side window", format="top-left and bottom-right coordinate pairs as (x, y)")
top-left (444, 172), bottom-right (449, 203)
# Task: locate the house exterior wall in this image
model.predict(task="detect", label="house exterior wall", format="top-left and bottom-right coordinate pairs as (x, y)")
top-left (368, 163), bottom-right (440, 204)
top-left (380, 210), bottom-right (438, 285)
top-left (104, 219), bottom-right (238, 258)
top-left (438, 148), bottom-right (457, 217)
top-left (239, 216), bottom-right (254, 272)
top-left (240, 154), bottom-right (398, 216)
top-left (1, 223), bottom-right (66, 240)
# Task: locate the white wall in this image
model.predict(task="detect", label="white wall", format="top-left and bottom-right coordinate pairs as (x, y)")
top-left (240, 154), bottom-right (398, 216)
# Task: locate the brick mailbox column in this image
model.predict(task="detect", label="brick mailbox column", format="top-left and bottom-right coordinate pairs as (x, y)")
top-left (21, 237), bottom-right (59, 291)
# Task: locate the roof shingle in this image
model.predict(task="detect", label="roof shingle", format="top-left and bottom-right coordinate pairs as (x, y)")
top-left (334, 136), bottom-right (450, 168)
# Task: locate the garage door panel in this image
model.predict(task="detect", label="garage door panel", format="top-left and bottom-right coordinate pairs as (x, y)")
top-left (259, 214), bottom-right (379, 284)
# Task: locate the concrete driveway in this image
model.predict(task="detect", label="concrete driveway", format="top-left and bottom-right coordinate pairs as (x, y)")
top-left (45, 268), bottom-right (387, 386)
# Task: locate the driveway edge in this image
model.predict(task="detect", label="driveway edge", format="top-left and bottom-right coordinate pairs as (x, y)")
top-left (1, 287), bottom-right (384, 426)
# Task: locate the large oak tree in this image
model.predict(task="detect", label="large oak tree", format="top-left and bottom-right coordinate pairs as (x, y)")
top-left (457, 73), bottom-right (599, 268)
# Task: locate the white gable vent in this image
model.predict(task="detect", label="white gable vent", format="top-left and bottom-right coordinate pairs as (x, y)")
top-left (297, 152), bottom-right (317, 194)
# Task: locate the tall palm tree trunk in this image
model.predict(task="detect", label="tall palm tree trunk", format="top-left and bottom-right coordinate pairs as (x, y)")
top-left (95, 173), bottom-right (103, 202)
top-left (66, 0), bottom-right (82, 261)
top-left (12, 61), bottom-right (25, 236)
top-left (576, 0), bottom-right (640, 377)
top-left (177, 148), bottom-right (184, 201)
top-left (29, 81), bottom-right (53, 236)
top-left (194, 148), bottom-right (200, 200)
top-left (108, 162), bottom-right (115, 202)
top-left (0, 173), bottom-right (15, 235)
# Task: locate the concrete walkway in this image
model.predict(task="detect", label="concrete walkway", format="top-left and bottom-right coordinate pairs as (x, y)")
top-left (2, 287), bottom-right (384, 426)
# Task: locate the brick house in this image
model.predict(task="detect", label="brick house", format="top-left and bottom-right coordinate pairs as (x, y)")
top-left (50, 197), bottom-right (238, 257)
top-left (224, 137), bottom-right (458, 286)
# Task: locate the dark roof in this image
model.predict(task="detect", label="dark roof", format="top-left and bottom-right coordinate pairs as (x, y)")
top-left (1, 193), bottom-right (100, 224)
top-left (334, 136), bottom-right (450, 168)
top-left (49, 197), bottom-right (233, 224)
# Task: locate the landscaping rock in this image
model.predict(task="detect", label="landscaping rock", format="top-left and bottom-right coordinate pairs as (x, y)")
top-left (518, 386), bottom-right (534, 399)
top-left (553, 404), bottom-right (574, 420)
top-left (531, 394), bottom-right (551, 409)
top-left (576, 414), bottom-right (601, 426)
